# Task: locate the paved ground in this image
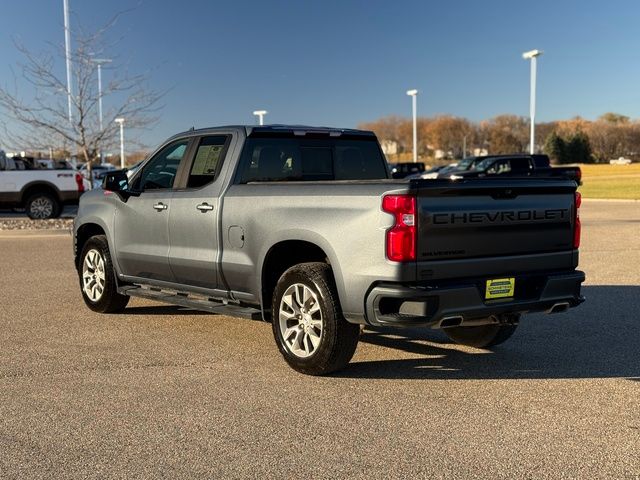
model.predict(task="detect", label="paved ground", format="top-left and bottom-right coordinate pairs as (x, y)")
top-left (0, 201), bottom-right (638, 479)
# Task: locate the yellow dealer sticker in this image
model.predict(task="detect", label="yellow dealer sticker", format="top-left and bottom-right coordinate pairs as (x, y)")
top-left (485, 278), bottom-right (515, 299)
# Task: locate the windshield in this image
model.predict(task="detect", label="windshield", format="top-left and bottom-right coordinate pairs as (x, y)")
top-left (472, 158), bottom-right (497, 171)
top-left (455, 157), bottom-right (475, 170)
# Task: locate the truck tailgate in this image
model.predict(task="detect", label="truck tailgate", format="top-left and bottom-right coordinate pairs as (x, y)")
top-left (414, 179), bottom-right (577, 261)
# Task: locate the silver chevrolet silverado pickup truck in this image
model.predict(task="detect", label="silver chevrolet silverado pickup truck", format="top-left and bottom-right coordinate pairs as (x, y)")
top-left (73, 125), bottom-right (584, 375)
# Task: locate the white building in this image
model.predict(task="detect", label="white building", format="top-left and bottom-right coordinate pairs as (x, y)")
top-left (380, 140), bottom-right (398, 155)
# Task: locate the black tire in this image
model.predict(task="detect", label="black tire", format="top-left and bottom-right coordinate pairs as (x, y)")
top-left (78, 235), bottom-right (129, 313)
top-left (272, 262), bottom-right (360, 375)
top-left (444, 318), bottom-right (519, 348)
top-left (25, 192), bottom-right (60, 219)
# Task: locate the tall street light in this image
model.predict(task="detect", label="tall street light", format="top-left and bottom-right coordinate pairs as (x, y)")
top-left (522, 49), bottom-right (543, 154)
top-left (91, 58), bottom-right (111, 163)
top-left (115, 118), bottom-right (125, 169)
top-left (406, 89), bottom-right (418, 163)
top-left (63, 0), bottom-right (72, 123)
top-left (253, 110), bottom-right (268, 125)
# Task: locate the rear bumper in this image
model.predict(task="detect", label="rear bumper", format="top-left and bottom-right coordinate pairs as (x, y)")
top-left (364, 270), bottom-right (585, 327)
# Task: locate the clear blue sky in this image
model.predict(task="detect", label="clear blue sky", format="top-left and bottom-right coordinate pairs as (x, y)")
top-left (1, 0), bottom-right (639, 147)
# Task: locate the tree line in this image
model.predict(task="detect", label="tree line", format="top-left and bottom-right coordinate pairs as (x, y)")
top-left (359, 112), bottom-right (640, 164)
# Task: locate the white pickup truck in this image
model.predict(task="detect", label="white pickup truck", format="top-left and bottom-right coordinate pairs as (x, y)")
top-left (0, 150), bottom-right (87, 219)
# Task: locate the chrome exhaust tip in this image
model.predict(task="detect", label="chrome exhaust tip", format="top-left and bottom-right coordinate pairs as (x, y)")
top-left (546, 302), bottom-right (570, 314)
top-left (438, 315), bottom-right (464, 328)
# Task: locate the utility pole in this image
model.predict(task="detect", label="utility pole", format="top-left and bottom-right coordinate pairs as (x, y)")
top-left (63, 0), bottom-right (72, 123)
top-left (406, 89), bottom-right (418, 163)
top-left (253, 110), bottom-right (268, 125)
top-left (523, 49), bottom-right (543, 154)
top-left (91, 58), bottom-right (112, 163)
top-left (115, 118), bottom-right (125, 169)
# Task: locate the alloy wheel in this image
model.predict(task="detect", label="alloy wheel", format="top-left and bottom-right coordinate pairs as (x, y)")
top-left (82, 249), bottom-right (106, 302)
top-left (30, 197), bottom-right (53, 219)
top-left (279, 283), bottom-right (323, 358)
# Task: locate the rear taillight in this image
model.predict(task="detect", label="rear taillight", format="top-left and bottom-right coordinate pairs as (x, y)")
top-left (573, 191), bottom-right (581, 248)
top-left (75, 172), bottom-right (85, 193)
top-left (382, 194), bottom-right (416, 262)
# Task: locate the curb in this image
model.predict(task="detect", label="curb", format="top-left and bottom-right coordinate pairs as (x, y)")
top-left (0, 229), bottom-right (71, 238)
top-left (582, 198), bottom-right (639, 203)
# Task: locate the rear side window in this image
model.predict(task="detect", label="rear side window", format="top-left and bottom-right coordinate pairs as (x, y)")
top-left (187, 135), bottom-right (228, 188)
top-left (237, 137), bottom-right (387, 183)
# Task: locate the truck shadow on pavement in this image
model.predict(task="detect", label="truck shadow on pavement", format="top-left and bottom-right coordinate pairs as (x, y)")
top-left (341, 286), bottom-right (640, 381)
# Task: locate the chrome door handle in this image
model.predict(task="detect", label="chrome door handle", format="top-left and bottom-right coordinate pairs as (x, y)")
top-left (196, 203), bottom-right (214, 212)
top-left (153, 202), bottom-right (168, 211)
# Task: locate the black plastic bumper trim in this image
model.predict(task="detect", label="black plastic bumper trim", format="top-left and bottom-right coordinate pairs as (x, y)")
top-left (365, 270), bottom-right (585, 327)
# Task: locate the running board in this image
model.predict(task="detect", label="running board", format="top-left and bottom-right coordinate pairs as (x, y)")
top-left (118, 285), bottom-right (262, 320)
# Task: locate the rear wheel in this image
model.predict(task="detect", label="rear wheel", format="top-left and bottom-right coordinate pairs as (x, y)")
top-left (79, 235), bottom-right (129, 313)
top-left (25, 192), bottom-right (60, 219)
top-left (272, 262), bottom-right (360, 375)
top-left (444, 316), bottom-right (519, 348)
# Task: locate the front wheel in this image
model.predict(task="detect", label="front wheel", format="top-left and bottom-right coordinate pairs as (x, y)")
top-left (444, 317), bottom-right (519, 348)
top-left (272, 262), bottom-right (360, 375)
top-left (79, 235), bottom-right (129, 313)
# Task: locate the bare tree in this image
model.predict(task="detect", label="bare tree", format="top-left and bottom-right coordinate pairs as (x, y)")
top-left (481, 115), bottom-right (529, 154)
top-left (0, 21), bottom-right (163, 180)
top-left (425, 115), bottom-right (475, 159)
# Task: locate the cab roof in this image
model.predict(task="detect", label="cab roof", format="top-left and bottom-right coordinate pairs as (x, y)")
top-left (171, 124), bottom-right (376, 139)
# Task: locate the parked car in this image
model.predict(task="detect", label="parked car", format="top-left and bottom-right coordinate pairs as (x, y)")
top-left (0, 150), bottom-right (87, 218)
top-left (79, 163), bottom-right (117, 187)
top-left (609, 157), bottom-right (632, 165)
top-left (408, 164), bottom-right (455, 179)
top-left (388, 161), bottom-right (426, 179)
top-left (73, 125), bottom-right (584, 375)
top-left (438, 154), bottom-right (582, 184)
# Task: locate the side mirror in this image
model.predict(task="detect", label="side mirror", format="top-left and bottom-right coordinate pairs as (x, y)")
top-left (103, 169), bottom-right (129, 192)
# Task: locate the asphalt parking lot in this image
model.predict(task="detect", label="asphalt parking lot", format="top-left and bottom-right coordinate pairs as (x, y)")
top-left (0, 200), bottom-right (638, 478)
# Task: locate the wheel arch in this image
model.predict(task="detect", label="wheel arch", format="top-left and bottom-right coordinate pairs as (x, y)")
top-left (75, 222), bottom-right (107, 270)
top-left (260, 239), bottom-right (341, 322)
top-left (20, 181), bottom-right (62, 205)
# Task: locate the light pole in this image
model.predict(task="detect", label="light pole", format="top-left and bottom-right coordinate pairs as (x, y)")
top-left (63, 0), bottom-right (72, 123)
top-left (91, 58), bottom-right (111, 163)
top-left (406, 89), bottom-right (418, 163)
top-left (115, 118), bottom-right (125, 169)
top-left (253, 110), bottom-right (268, 125)
top-left (522, 49), bottom-right (543, 154)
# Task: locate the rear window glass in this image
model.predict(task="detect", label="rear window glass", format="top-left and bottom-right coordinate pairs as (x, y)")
top-left (237, 137), bottom-right (387, 183)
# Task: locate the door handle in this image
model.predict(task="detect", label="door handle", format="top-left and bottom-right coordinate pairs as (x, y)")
top-left (196, 203), bottom-right (214, 212)
top-left (153, 202), bottom-right (168, 211)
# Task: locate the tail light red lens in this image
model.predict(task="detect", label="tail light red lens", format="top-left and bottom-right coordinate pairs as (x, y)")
top-left (573, 191), bottom-right (581, 248)
top-left (382, 194), bottom-right (416, 262)
top-left (75, 172), bottom-right (85, 193)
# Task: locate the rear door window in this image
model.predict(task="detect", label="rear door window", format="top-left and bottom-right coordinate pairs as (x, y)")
top-left (187, 135), bottom-right (229, 188)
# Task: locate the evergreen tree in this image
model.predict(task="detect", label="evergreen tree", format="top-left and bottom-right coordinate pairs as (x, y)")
top-left (544, 131), bottom-right (566, 164)
top-left (565, 132), bottom-right (593, 164)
